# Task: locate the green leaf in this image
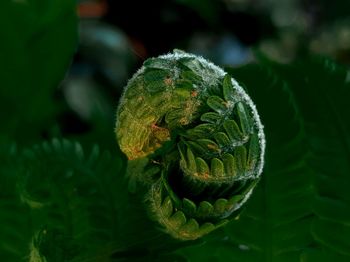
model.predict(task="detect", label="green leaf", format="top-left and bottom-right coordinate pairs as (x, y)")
top-left (270, 57), bottom-right (350, 259)
top-left (0, 139), bottom-right (127, 261)
top-left (0, 1), bottom-right (78, 142)
top-left (223, 63), bottom-right (313, 261)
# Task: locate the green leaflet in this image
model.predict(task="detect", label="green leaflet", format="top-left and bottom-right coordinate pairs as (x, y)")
top-left (196, 157), bottom-right (210, 175)
top-left (143, 57), bottom-right (170, 69)
top-left (180, 70), bottom-right (203, 85)
top-left (181, 219), bottom-right (200, 233)
top-left (162, 196), bottom-right (174, 218)
top-left (236, 102), bottom-right (252, 135)
top-left (207, 96), bottom-right (228, 114)
top-left (186, 147), bottom-right (197, 173)
top-left (196, 138), bottom-right (220, 154)
top-left (222, 153), bottom-right (237, 177)
top-left (214, 198), bottom-right (228, 213)
top-left (213, 132), bottom-right (231, 148)
top-left (211, 158), bottom-right (225, 177)
top-left (201, 112), bottom-right (222, 124)
top-left (186, 123), bottom-right (216, 138)
top-left (187, 140), bottom-right (208, 156)
top-left (234, 146), bottom-right (247, 175)
top-left (182, 198), bottom-right (197, 216)
top-left (197, 201), bottom-right (214, 217)
top-left (143, 68), bottom-right (170, 93)
top-left (223, 119), bottom-right (245, 143)
top-left (247, 134), bottom-right (260, 172)
top-left (169, 211), bottom-right (187, 228)
top-left (223, 74), bottom-right (237, 102)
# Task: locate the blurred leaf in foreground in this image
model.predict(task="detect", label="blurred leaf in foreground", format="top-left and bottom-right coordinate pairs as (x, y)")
top-left (0, 0), bottom-right (78, 143)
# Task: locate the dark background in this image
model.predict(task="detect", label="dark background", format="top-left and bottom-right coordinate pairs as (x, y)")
top-left (67, 0), bottom-right (350, 150)
top-left (1, 0), bottom-right (350, 149)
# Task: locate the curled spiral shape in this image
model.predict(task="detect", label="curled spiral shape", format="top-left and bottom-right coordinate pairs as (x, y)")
top-left (116, 50), bottom-right (265, 240)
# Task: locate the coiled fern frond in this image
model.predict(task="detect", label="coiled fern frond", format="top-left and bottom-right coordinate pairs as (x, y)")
top-left (115, 50), bottom-right (265, 240)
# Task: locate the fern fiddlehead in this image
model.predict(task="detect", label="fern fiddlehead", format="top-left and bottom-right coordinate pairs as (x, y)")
top-left (115, 50), bottom-right (265, 240)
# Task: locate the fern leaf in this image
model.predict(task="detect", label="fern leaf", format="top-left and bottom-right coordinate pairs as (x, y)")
top-left (272, 57), bottom-right (350, 260)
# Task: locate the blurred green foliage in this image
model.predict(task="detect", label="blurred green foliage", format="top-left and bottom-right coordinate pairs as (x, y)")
top-left (0, 0), bottom-right (77, 144)
top-left (1, 1), bottom-right (350, 262)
